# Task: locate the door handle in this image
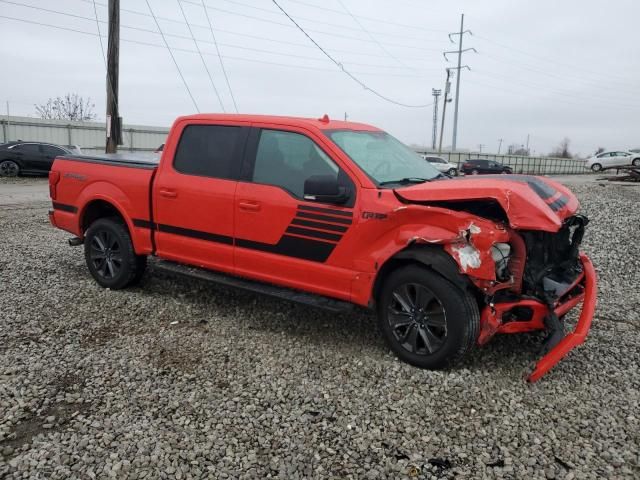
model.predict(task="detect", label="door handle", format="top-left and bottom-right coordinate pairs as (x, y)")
top-left (159, 188), bottom-right (177, 198)
top-left (239, 201), bottom-right (261, 212)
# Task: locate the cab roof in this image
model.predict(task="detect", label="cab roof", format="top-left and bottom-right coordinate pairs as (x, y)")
top-left (174, 113), bottom-right (381, 132)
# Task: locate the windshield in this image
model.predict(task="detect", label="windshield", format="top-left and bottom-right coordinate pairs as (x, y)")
top-left (326, 130), bottom-right (442, 186)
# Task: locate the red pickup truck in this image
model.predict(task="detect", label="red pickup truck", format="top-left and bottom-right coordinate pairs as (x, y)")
top-left (48, 114), bottom-right (596, 381)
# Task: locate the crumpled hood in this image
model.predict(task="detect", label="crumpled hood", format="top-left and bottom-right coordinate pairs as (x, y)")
top-left (394, 175), bottom-right (579, 232)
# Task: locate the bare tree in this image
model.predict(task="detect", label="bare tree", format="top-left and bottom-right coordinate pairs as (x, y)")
top-left (550, 137), bottom-right (572, 158)
top-left (507, 144), bottom-right (529, 156)
top-left (35, 94), bottom-right (96, 121)
top-left (595, 146), bottom-right (606, 155)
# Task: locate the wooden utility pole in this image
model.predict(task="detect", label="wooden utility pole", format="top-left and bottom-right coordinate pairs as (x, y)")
top-left (106, 0), bottom-right (120, 153)
top-left (437, 69), bottom-right (451, 153)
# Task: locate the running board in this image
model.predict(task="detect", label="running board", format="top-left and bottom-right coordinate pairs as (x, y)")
top-left (153, 259), bottom-right (356, 313)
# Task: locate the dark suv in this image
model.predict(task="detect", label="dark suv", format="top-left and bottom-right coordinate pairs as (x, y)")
top-left (0, 141), bottom-right (74, 177)
top-left (461, 159), bottom-right (512, 175)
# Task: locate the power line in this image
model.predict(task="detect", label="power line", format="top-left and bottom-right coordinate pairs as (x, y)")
top-left (176, 0), bottom-right (225, 111)
top-left (72, 0), bottom-right (443, 59)
top-left (1, 1), bottom-right (439, 72)
top-left (74, 0), bottom-right (440, 51)
top-left (143, 0), bottom-right (199, 112)
top-left (335, 0), bottom-right (413, 72)
top-left (270, 0), bottom-right (433, 109)
top-left (199, 0), bottom-right (238, 112)
top-left (0, 14), bottom-right (431, 79)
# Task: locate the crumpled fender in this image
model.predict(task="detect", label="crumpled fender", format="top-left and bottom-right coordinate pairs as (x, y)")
top-left (362, 203), bottom-right (509, 283)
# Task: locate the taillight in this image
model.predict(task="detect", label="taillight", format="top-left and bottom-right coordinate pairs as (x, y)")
top-left (463, 163), bottom-right (472, 168)
top-left (49, 171), bottom-right (60, 200)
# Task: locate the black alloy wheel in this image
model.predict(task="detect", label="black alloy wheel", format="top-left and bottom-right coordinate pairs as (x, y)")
top-left (387, 283), bottom-right (447, 356)
top-left (0, 160), bottom-right (19, 177)
top-left (89, 229), bottom-right (123, 280)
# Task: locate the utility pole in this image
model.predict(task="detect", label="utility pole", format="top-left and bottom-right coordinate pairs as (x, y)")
top-left (444, 14), bottom-right (476, 152)
top-left (497, 138), bottom-right (503, 154)
top-left (525, 134), bottom-right (530, 155)
top-left (344, 112), bottom-right (348, 121)
top-left (437, 68), bottom-right (452, 153)
top-left (106, 0), bottom-right (121, 153)
top-left (431, 89), bottom-right (441, 150)
top-left (478, 144), bottom-right (485, 153)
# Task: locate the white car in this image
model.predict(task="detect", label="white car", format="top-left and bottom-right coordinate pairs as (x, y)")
top-left (586, 150), bottom-right (640, 172)
top-left (422, 155), bottom-right (458, 176)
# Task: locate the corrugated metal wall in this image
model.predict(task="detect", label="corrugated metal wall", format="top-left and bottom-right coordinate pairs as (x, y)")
top-left (0, 116), bottom-right (168, 156)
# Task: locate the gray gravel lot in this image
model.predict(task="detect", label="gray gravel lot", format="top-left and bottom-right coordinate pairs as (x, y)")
top-left (0, 176), bottom-right (638, 479)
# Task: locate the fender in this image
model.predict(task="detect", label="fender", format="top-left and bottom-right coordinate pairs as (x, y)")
top-left (76, 181), bottom-right (153, 255)
top-left (352, 202), bottom-right (510, 306)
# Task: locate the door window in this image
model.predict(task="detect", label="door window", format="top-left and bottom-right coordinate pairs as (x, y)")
top-left (13, 144), bottom-right (41, 154)
top-left (252, 129), bottom-right (338, 198)
top-left (42, 145), bottom-right (66, 156)
top-left (173, 125), bottom-right (243, 179)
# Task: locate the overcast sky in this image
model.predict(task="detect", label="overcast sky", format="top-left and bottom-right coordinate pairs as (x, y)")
top-left (1, 0), bottom-right (639, 156)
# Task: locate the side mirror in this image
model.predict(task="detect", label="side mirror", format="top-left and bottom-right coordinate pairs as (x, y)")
top-left (303, 175), bottom-right (349, 204)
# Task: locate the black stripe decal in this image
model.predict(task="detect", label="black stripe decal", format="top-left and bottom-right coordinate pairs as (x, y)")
top-left (133, 219), bottom-right (155, 229)
top-left (290, 218), bottom-right (348, 233)
top-left (157, 224), bottom-right (233, 245)
top-left (548, 195), bottom-right (569, 212)
top-left (52, 202), bottom-right (78, 213)
top-left (297, 204), bottom-right (353, 218)
top-left (285, 226), bottom-right (342, 242)
top-left (296, 211), bottom-right (352, 225)
top-left (236, 235), bottom-right (335, 262)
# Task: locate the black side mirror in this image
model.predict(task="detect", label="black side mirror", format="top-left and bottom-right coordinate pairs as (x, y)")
top-left (303, 175), bottom-right (349, 204)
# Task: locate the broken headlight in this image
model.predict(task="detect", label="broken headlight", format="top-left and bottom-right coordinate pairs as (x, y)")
top-left (491, 242), bottom-right (511, 281)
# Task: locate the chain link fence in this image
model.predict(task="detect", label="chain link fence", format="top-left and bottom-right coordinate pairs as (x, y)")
top-left (417, 151), bottom-right (588, 175)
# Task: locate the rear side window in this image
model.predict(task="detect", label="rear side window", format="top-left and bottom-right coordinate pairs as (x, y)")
top-left (14, 144), bottom-right (41, 153)
top-left (42, 145), bottom-right (66, 156)
top-left (174, 125), bottom-right (242, 179)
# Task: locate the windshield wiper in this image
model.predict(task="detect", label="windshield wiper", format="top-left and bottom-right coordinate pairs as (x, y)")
top-left (379, 177), bottom-right (430, 186)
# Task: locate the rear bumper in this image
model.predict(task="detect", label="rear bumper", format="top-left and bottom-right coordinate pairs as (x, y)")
top-left (478, 253), bottom-right (597, 382)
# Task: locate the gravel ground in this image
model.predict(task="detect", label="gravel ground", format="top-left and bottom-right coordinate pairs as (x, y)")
top-left (0, 177), bottom-right (638, 479)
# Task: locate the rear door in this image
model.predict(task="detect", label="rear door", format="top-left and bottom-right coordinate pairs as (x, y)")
top-left (233, 125), bottom-right (358, 300)
top-left (152, 121), bottom-right (249, 274)
top-left (40, 145), bottom-right (67, 172)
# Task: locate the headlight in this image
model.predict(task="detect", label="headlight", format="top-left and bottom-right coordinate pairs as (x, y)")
top-left (491, 243), bottom-right (511, 281)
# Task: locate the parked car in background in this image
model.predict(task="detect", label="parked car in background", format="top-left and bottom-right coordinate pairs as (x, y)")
top-left (586, 150), bottom-right (640, 172)
top-left (0, 141), bottom-right (74, 176)
top-left (460, 159), bottom-right (512, 175)
top-left (422, 155), bottom-right (458, 176)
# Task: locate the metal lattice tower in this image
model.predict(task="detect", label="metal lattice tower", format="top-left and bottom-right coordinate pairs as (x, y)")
top-left (431, 89), bottom-right (441, 150)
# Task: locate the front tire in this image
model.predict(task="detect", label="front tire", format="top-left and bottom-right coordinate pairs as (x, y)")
top-left (84, 217), bottom-right (146, 289)
top-left (0, 160), bottom-right (20, 177)
top-left (591, 163), bottom-right (602, 172)
top-left (632, 158), bottom-right (640, 167)
top-left (447, 168), bottom-right (458, 176)
top-left (377, 265), bottom-right (479, 370)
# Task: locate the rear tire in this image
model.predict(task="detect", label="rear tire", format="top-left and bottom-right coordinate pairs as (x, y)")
top-left (471, 169), bottom-right (479, 175)
top-left (0, 160), bottom-right (20, 177)
top-left (632, 158), bottom-right (640, 167)
top-left (377, 265), bottom-right (479, 370)
top-left (591, 163), bottom-right (602, 172)
top-left (84, 217), bottom-right (146, 289)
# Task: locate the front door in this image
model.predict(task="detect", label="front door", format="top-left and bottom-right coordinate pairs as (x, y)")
top-left (153, 122), bottom-right (249, 274)
top-left (233, 126), bottom-right (358, 301)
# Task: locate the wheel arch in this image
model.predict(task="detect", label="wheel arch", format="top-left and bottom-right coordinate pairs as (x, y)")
top-left (371, 244), bottom-right (474, 308)
top-left (80, 198), bottom-right (130, 235)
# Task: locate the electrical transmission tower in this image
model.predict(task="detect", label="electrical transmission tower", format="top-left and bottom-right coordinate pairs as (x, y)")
top-left (431, 89), bottom-right (441, 150)
top-left (444, 13), bottom-right (476, 152)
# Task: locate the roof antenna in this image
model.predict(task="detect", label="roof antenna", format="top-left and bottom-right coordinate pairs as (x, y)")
top-left (318, 114), bottom-right (330, 123)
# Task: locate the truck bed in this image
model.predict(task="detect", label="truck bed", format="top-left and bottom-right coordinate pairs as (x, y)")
top-left (59, 153), bottom-right (159, 169)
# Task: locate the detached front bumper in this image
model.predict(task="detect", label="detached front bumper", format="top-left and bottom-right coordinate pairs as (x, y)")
top-left (528, 253), bottom-right (597, 382)
top-left (478, 253), bottom-right (597, 382)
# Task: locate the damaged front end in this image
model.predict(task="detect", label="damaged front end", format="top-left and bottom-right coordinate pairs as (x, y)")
top-left (393, 177), bottom-right (597, 381)
top-left (474, 215), bottom-right (597, 382)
